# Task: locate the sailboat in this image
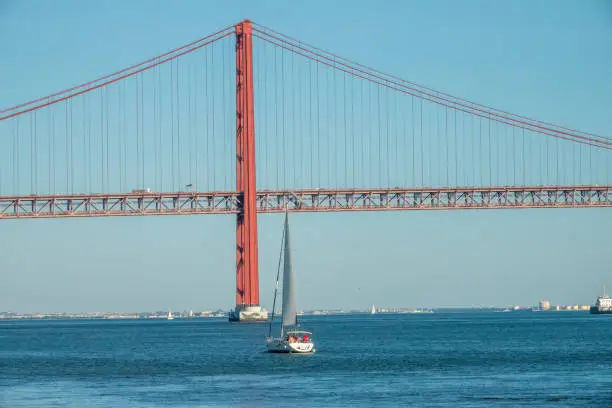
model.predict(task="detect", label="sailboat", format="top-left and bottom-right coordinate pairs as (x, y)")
top-left (167, 309), bottom-right (174, 320)
top-left (266, 213), bottom-right (316, 354)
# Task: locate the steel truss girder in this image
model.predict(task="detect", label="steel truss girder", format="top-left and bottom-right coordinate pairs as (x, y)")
top-left (0, 192), bottom-right (240, 219)
top-left (0, 186), bottom-right (609, 219)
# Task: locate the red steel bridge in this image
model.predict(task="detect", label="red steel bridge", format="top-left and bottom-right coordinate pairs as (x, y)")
top-left (1, 20), bottom-right (610, 315)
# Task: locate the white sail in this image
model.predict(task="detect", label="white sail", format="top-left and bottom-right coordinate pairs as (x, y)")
top-left (281, 213), bottom-right (297, 328)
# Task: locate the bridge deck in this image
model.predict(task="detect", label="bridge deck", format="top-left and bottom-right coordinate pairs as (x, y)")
top-left (0, 186), bottom-right (609, 219)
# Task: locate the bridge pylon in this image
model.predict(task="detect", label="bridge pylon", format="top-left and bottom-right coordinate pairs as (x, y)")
top-left (228, 20), bottom-right (267, 322)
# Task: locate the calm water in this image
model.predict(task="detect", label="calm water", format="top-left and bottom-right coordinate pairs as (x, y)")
top-left (1, 312), bottom-right (611, 407)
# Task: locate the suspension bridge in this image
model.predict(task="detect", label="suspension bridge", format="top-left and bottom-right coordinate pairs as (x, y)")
top-left (1, 20), bottom-right (610, 319)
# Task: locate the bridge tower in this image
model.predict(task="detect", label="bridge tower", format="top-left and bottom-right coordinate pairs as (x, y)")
top-left (228, 20), bottom-right (267, 322)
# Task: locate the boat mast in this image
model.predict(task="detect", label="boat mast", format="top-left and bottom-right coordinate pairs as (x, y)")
top-left (280, 212), bottom-right (297, 337)
top-left (268, 212), bottom-right (287, 338)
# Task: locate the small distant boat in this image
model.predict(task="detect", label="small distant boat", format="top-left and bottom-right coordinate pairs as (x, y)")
top-left (371, 305), bottom-right (376, 314)
top-left (590, 285), bottom-right (612, 315)
top-left (266, 213), bottom-right (315, 354)
top-left (167, 310), bottom-right (174, 320)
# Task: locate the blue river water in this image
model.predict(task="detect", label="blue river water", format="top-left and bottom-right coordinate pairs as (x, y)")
top-left (1, 312), bottom-right (611, 407)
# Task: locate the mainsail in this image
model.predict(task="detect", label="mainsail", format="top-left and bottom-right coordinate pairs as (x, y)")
top-left (281, 213), bottom-right (297, 328)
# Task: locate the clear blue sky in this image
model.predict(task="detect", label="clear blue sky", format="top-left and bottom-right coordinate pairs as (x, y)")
top-left (0, 0), bottom-right (611, 312)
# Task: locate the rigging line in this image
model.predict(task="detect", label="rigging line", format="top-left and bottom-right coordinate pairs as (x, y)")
top-left (281, 49), bottom-right (286, 188)
top-left (359, 74), bottom-right (365, 186)
top-left (2, 32), bottom-right (233, 122)
top-left (455, 109), bottom-right (458, 186)
top-left (252, 23), bottom-right (609, 141)
top-left (556, 136), bottom-right (560, 185)
top-left (11, 120), bottom-right (15, 193)
top-left (268, 215), bottom-right (287, 338)
top-left (488, 115), bottom-right (492, 185)
top-left (343, 70), bottom-right (347, 187)
top-left (119, 80), bottom-right (123, 191)
top-left (187, 56), bottom-right (192, 189)
top-left (397, 89), bottom-right (401, 187)
top-left (579, 137), bottom-right (582, 184)
top-left (470, 114), bottom-right (474, 185)
top-left (82, 95), bottom-right (86, 192)
top-left (254, 38), bottom-right (610, 152)
top-left (350, 72), bottom-right (355, 187)
top-left (253, 28), bottom-right (612, 144)
top-left (90, 87), bottom-right (94, 192)
top-left (71, 97), bottom-right (75, 193)
top-left (294, 51), bottom-right (299, 187)
top-left (589, 140), bottom-right (593, 186)
top-left (378, 86), bottom-right (382, 186)
top-left (368, 81), bottom-right (373, 185)
top-left (120, 79), bottom-right (126, 192)
top-left (385, 84), bottom-right (390, 187)
top-left (498, 124), bottom-right (502, 185)
top-left (107, 83), bottom-right (111, 191)
top-left (66, 100), bottom-right (69, 193)
top-left (158, 58), bottom-right (164, 191)
top-left (211, 42), bottom-right (216, 190)
top-left (253, 34), bottom-right (611, 148)
top-left (274, 46), bottom-right (279, 189)
top-left (123, 79), bottom-right (128, 191)
top-left (316, 60), bottom-right (320, 188)
top-left (412, 97), bottom-right (415, 187)
top-left (16, 118), bottom-right (20, 194)
top-left (299, 52), bottom-right (304, 188)
top-left (49, 100), bottom-right (53, 193)
top-left (326, 64), bottom-right (331, 187)
top-left (153, 63), bottom-right (158, 190)
top-left (546, 125), bottom-right (549, 184)
top-left (222, 42), bottom-right (227, 190)
top-left (34, 111), bottom-right (38, 193)
top-left (177, 57), bottom-right (181, 190)
top-left (309, 59), bottom-right (313, 188)
top-left (290, 47), bottom-right (295, 187)
top-left (265, 41), bottom-right (271, 189)
top-left (445, 106), bottom-right (449, 186)
top-left (100, 87), bottom-right (104, 192)
top-left (140, 73), bottom-right (144, 189)
top-left (171, 61), bottom-right (175, 190)
top-left (463, 112), bottom-right (476, 186)
top-left (512, 126), bottom-right (516, 185)
top-left (204, 47), bottom-right (209, 190)
top-left (420, 98), bottom-right (423, 186)
top-left (29, 113), bottom-right (33, 193)
top-left (479, 118), bottom-right (482, 186)
top-left (2, 26), bottom-right (234, 116)
top-left (522, 127), bottom-right (525, 185)
top-left (194, 52), bottom-right (199, 191)
top-left (136, 76), bottom-right (141, 189)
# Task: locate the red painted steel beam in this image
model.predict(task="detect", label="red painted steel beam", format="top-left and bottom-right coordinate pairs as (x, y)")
top-left (235, 20), bottom-right (260, 308)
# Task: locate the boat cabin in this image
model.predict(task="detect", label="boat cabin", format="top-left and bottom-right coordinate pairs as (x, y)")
top-left (285, 330), bottom-right (313, 344)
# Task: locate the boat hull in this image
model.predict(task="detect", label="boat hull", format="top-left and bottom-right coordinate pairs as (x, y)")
top-left (590, 306), bottom-right (612, 314)
top-left (266, 338), bottom-right (315, 354)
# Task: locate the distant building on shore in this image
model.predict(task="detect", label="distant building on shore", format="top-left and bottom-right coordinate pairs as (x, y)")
top-left (539, 300), bottom-right (551, 311)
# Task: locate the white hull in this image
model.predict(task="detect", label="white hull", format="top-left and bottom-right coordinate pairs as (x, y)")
top-left (266, 338), bottom-right (315, 354)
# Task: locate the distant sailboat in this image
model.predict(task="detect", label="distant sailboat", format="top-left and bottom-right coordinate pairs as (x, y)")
top-left (266, 213), bottom-right (315, 353)
top-left (371, 305), bottom-right (376, 314)
top-left (167, 309), bottom-right (174, 320)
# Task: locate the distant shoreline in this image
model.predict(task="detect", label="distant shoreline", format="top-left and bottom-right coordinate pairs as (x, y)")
top-left (0, 307), bottom-right (593, 321)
